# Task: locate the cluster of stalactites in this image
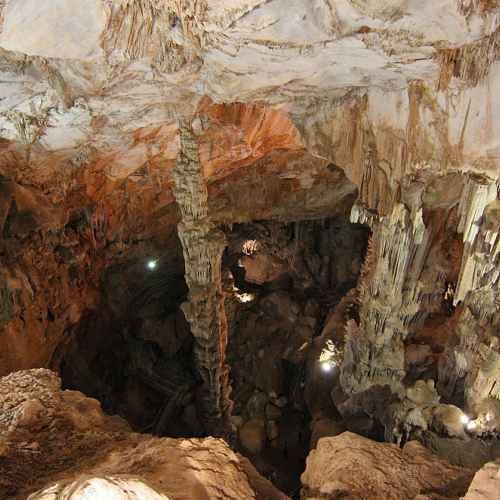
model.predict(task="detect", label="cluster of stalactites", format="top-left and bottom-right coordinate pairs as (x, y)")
top-left (455, 176), bottom-right (499, 305)
top-left (171, 119), bottom-right (233, 436)
top-left (343, 173), bottom-right (499, 439)
top-left (343, 201), bottom-right (431, 395)
top-left (438, 175), bottom-right (499, 413)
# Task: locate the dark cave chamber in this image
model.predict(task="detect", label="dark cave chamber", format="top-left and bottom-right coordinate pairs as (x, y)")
top-left (223, 216), bottom-right (370, 496)
top-left (59, 236), bottom-right (202, 437)
top-left (58, 215), bottom-right (370, 497)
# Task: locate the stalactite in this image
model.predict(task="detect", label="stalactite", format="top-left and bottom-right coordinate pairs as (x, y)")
top-left (171, 119), bottom-right (233, 437)
top-left (341, 201), bottom-right (433, 396)
top-left (455, 176), bottom-right (498, 304)
top-left (437, 27), bottom-right (500, 89)
top-left (437, 175), bottom-right (499, 412)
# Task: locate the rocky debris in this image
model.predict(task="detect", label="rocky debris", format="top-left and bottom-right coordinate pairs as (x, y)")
top-left (301, 432), bottom-right (474, 499)
top-left (0, 369), bottom-right (287, 500)
top-left (463, 460), bottom-right (500, 499)
top-left (221, 217), bottom-right (369, 493)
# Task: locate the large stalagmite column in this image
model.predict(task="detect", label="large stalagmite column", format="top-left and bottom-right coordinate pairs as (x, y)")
top-left (171, 119), bottom-right (233, 436)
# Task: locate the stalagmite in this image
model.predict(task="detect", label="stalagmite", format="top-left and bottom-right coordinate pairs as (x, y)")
top-left (171, 119), bottom-right (233, 436)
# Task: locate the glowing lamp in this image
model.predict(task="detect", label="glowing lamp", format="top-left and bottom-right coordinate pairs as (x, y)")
top-left (321, 361), bottom-right (333, 373)
top-left (147, 260), bottom-right (158, 270)
top-left (460, 414), bottom-right (470, 425)
top-left (466, 420), bottom-right (477, 431)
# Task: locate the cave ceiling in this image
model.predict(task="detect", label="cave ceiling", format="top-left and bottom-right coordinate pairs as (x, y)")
top-left (0, 0), bottom-right (497, 241)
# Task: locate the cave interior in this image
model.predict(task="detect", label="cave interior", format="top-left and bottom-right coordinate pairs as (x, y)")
top-left (0, 1), bottom-right (499, 499)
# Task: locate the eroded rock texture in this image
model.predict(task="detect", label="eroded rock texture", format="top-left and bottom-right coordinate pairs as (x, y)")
top-left (463, 460), bottom-right (500, 500)
top-left (0, 369), bottom-right (287, 500)
top-left (301, 432), bottom-right (474, 499)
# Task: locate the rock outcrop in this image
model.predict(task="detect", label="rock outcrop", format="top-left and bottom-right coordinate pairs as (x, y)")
top-left (463, 460), bottom-right (500, 500)
top-left (301, 432), bottom-right (474, 499)
top-left (0, 369), bottom-right (287, 500)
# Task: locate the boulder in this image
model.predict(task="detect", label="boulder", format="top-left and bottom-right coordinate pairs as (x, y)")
top-left (239, 418), bottom-right (267, 455)
top-left (431, 404), bottom-right (468, 439)
top-left (301, 432), bottom-right (474, 499)
top-left (239, 253), bottom-right (287, 285)
top-left (463, 460), bottom-right (500, 499)
top-left (0, 369), bottom-right (287, 500)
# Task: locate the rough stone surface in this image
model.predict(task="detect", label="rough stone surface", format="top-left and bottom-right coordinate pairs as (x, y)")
top-left (0, 369), bottom-right (287, 500)
top-left (301, 432), bottom-right (474, 499)
top-left (0, 2), bottom-right (498, 496)
top-left (463, 460), bottom-right (500, 500)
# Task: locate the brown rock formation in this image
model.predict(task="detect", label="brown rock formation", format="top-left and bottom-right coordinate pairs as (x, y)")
top-left (301, 432), bottom-right (474, 499)
top-left (0, 368), bottom-right (287, 500)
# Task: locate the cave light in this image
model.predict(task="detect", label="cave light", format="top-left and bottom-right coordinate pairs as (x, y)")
top-left (242, 239), bottom-right (259, 255)
top-left (321, 361), bottom-right (335, 373)
top-left (232, 283), bottom-right (255, 303)
top-left (467, 420), bottom-right (477, 431)
top-left (147, 259), bottom-right (158, 270)
top-left (236, 292), bottom-right (255, 303)
top-left (486, 412), bottom-right (492, 422)
top-left (318, 339), bottom-right (341, 374)
top-left (460, 414), bottom-right (470, 425)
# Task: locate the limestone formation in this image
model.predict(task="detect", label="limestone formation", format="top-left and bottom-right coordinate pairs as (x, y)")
top-left (301, 432), bottom-right (474, 499)
top-left (172, 119), bottom-right (233, 436)
top-left (0, 369), bottom-right (287, 500)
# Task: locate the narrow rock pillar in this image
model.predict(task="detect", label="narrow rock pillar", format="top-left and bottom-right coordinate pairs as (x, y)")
top-left (172, 119), bottom-right (233, 436)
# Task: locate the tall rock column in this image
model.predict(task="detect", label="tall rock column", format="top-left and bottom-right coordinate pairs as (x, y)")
top-left (438, 175), bottom-right (499, 415)
top-left (341, 202), bottom-right (430, 398)
top-left (171, 119), bottom-right (233, 436)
